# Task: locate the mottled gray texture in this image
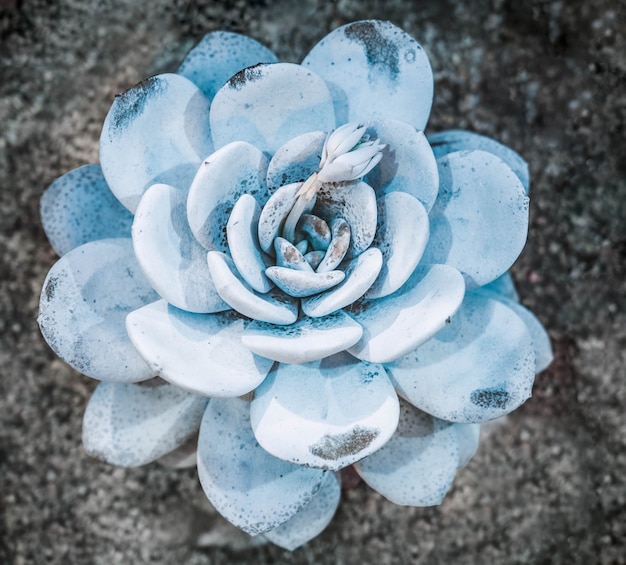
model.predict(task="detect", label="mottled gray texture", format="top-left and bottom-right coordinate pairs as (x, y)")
top-left (1, 0), bottom-right (624, 563)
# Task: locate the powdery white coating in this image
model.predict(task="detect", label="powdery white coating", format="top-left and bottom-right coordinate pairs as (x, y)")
top-left (126, 300), bottom-right (273, 397)
top-left (348, 264), bottom-right (466, 363)
top-left (40, 164), bottom-right (133, 256)
top-left (266, 131), bottom-right (326, 191)
top-left (274, 237), bottom-right (314, 271)
top-left (178, 31), bottom-right (279, 100)
top-left (38, 238), bottom-right (158, 383)
top-left (197, 398), bottom-right (326, 535)
top-left (100, 73), bottom-right (213, 212)
top-left (132, 184), bottom-right (229, 314)
top-left (302, 247), bottom-right (383, 318)
top-left (257, 183), bottom-right (306, 254)
top-left (316, 218), bottom-right (350, 273)
top-left (241, 311), bottom-right (363, 364)
top-left (364, 119), bottom-right (439, 212)
top-left (187, 141), bottom-right (270, 252)
top-left (385, 292), bottom-right (536, 423)
top-left (210, 63), bottom-right (336, 155)
top-left (313, 180), bottom-right (377, 258)
top-left (302, 20), bottom-right (434, 131)
top-left (428, 129), bottom-right (530, 194)
top-left (82, 381), bottom-right (208, 467)
top-left (354, 400), bottom-right (459, 506)
top-left (227, 194), bottom-right (273, 293)
top-left (297, 215), bottom-right (332, 252)
top-left (422, 150), bottom-right (529, 288)
top-left (250, 351), bottom-right (399, 470)
top-left (207, 251), bottom-right (298, 325)
top-left (263, 471), bottom-right (341, 550)
top-left (366, 191), bottom-right (429, 299)
top-left (455, 423), bottom-right (481, 468)
top-left (265, 267), bottom-right (345, 298)
top-left (478, 289), bottom-right (553, 373)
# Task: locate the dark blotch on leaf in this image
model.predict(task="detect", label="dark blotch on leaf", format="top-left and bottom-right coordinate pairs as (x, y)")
top-left (109, 76), bottom-right (163, 137)
top-left (228, 64), bottom-right (264, 90)
top-left (310, 426), bottom-right (379, 460)
top-left (344, 21), bottom-right (400, 79)
top-left (44, 275), bottom-right (58, 302)
top-left (470, 388), bottom-right (510, 409)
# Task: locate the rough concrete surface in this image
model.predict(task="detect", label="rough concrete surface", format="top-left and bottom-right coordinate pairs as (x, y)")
top-left (1, 0), bottom-right (624, 563)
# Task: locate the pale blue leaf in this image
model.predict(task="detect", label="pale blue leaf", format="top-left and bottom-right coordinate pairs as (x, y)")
top-left (266, 131), bottom-right (326, 191)
top-left (385, 292), bottom-right (536, 423)
top-left (126, 300), bottom-right (273, 397)
top-left (83, 381), bottom-right (207, 467)
top-left (355, 400), bottom-right (459, 506)
top-left (302, 20), bottom-right (433, 130)
top-left (100, 74), bottom-right (213, 212)
top-left (364, 119), bottom-right (439, 211)
top-left (210, 63), bottom-right (335, 155)
top-left (421, 150), bottom-right (529, 287)
top-left (455, 423), bottom-right (480, 468)
top-left (251, 352), bottom-right (399, 471)
top-left (40, 164), bottom-right (133, 256)
top-left (482, 271), bottom-right (520, 302)
top-left (197, 398), bottom-right (326, 535)
top-left (132, 183), bottom-right (229, 313)
top-left (38, 238), bottom-right (158, 382)
top-left (178, 31), bottom-right (279, 100)
top-left (264, 472), bottom-right (341, 550)
top-left (428, 130), bottom-right (529, 194)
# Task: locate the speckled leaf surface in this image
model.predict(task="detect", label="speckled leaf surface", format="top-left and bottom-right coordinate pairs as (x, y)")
top-left (266, 131), bottom-right (326, 191)
top-left (210, 63), bottom-right (336, 155)
top-left (302, 20), bottom-right (433, 130)
top-left (82, 381), bottom-right (207, 467)
top-left (40, 164), bottom-right (133, 256)
top-left (422, 150), bottom-right (529, 287)
top-left (99, 73), bottom-right (213, 212)
top-left (38, 238), bottom-right (158, 382)
top-left (250, 352), bottom-right (400, 470)
top-left (385, 292), bottom-right (536, 423)
top-left (197, 398), bottom-right (326, 535)
top-left (178, 31), bottom-right (279, 100)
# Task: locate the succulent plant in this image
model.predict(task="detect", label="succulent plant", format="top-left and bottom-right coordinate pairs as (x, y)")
top-left (38, 20), bottom-right (552, 550)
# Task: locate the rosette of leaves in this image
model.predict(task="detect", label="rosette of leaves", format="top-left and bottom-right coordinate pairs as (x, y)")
top-left (38, 20), bottom-right (552, 550)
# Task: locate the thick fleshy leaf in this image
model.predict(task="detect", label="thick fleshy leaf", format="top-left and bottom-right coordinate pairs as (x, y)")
top-left (455, 424), bottom-right (480, 468)
top-left (348, 264), bottom-right (465, 363)
top-left (428, 130), bottom-right (530, 194)
top-left (207, 251), bottom-right (298, 324)
top-left (197, 398), bottom-right (326, 535)
top-left (178, 31), bottom-right (279, 100)
top-left (40, 165), bottom-right (133, 256)
top-left (264, 472), bottom-right (341, 550)
top-left (100, 74), bottom-right (213, 212)
top-left (313, 180), bottom-right (377, 258)
top-left (316, 218), bottom-right (350, 273)
top-left (421, 150), bottom-right (529, 287)
top-left (187, 141), bottom-right (270, 251)
top-left (132, 184), bottom-right (229, 313)
top-left (210, 63), bottom-right (335, 155)
top-left (354, 400), bottom-right (459, 506)
top-left (241, 311), bottom-right (363, 363)
top-left (126, 300), bottom-right (273, 397)
top-left (366, 191), bottom-right (429, 299)
top-left (301, 248), bottom-right (383, 318)
top-left (265, 266), bottom-right (345, 298)
top-left (266, 131), bottom-right (326, 191)
top-left (83, 381), bottom-right (207, 467)
top-left (302, 20), bottom-right (433, 130)
top-left (38, 238), bottom-right (158, 382)
top-left (251, 352), bottom-right (400, 470)
top-left (479, 289), bottom-right (553, 373)
top-left (364, 119), bottom-right (439, 211)
top-left (385, 292), bottom-right (536, 423)
top-left (482, 271), bottom-right (520, 302)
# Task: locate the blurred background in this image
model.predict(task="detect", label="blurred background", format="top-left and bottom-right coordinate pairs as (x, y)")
top-left (1, 0), bottom-right (624, 563)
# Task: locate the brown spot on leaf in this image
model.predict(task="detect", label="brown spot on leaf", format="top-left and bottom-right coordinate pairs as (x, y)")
top-left (310, 426), bottom-right (379, 460)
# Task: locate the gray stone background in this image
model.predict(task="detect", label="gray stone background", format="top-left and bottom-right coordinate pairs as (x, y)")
top-left (1, 0), bottom-right (624, 563)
